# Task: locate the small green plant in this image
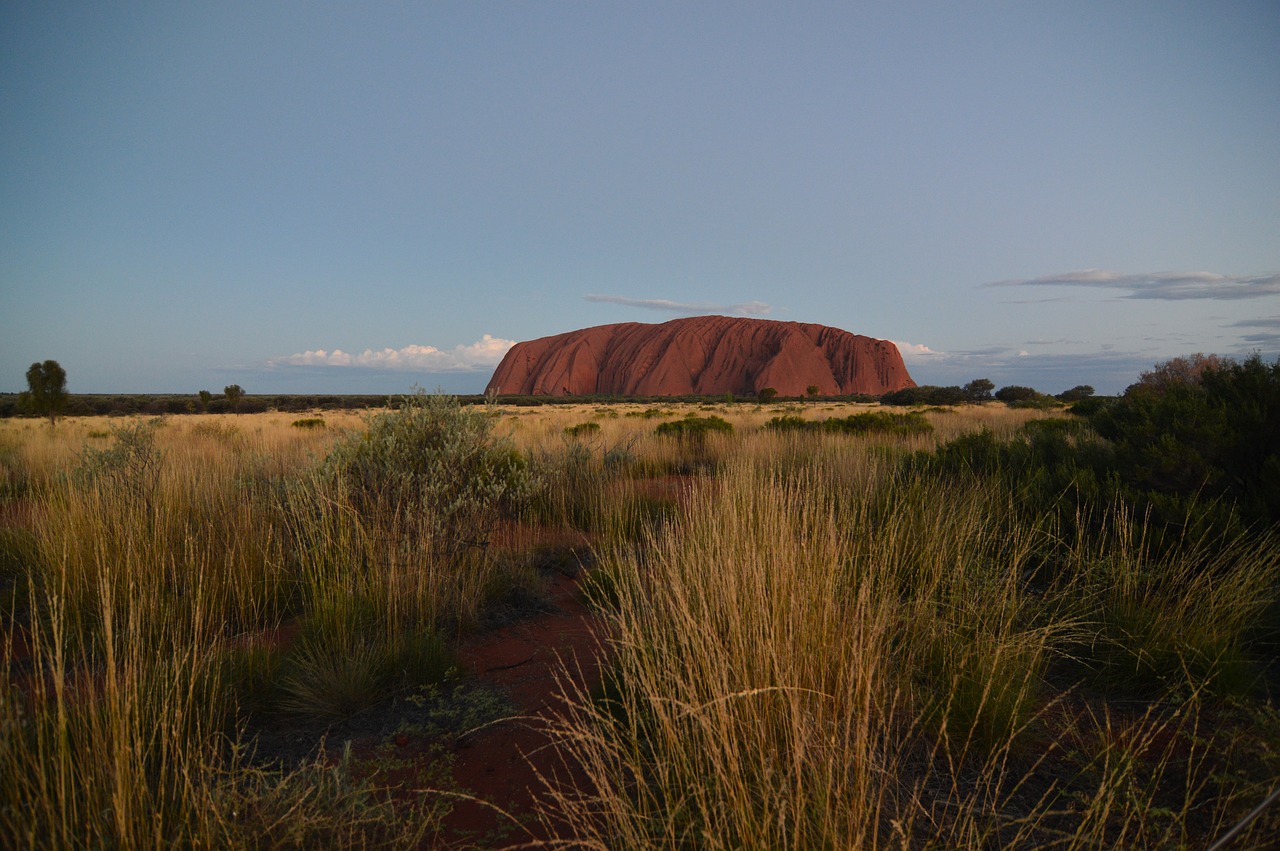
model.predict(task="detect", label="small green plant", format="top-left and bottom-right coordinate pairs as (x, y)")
top-left (565, 421), bottom-right (601, 437)
top-left (655, 414), bottom-right (733, 439)
top-left (323, 390), bottom-right (532, 553)
top-left (291, 417), bottom-right (326, 429)
top-left (766, 410), bottom-right (932, 437)
top-left (76, 417), bottom-right (165, 508)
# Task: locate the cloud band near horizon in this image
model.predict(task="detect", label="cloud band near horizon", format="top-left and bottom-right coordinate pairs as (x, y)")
top-left (987, 270), bottom-right (1280, 300)
top-left (270, 334), bottom-right (515, 372)
top-left (585, 293), bottom-right (772, 316)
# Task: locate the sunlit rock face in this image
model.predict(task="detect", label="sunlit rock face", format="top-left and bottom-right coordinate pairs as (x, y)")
top-left (486, 315), bottom-right (916, 397)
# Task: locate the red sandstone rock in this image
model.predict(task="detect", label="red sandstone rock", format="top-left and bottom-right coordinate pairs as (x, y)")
top-left (486, 316), bottom-right (915, 397)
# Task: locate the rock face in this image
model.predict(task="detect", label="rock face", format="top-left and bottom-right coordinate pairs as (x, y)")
top-left (486, 316), bottom-right (915, 397)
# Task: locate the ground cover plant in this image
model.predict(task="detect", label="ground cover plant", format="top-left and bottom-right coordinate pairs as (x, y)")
top-left (2, 364), bottom-right (1278, 848)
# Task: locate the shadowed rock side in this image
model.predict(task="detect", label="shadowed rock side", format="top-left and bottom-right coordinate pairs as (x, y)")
top-left (486, 316), bottom-right (916, 397)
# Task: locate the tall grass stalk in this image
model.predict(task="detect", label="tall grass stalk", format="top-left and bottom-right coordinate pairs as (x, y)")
top-left (541, 445), bottom-right (1276, 847)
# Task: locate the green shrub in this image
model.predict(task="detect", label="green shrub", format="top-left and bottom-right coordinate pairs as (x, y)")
top-left (655, 414), bottom-right (733, 440)
top-left (1056, 385), bottom-right (1095, 402)
top-left (995, 385), bottom-right (1040, 403)
top-left (290, 417), bottom-right (325, 429)
top-left (323, 391), bottom-right (531, 549)
top-left (75, 418), bottom-right (165, 508)
top-left (1090, 353), bottom-right (1280, 527)
top-left (767, 411), bottom-right (933, 437)
top-left (565, 421), bottom-right (602, 437)
top-left (881, 385), bottom-right (968, 406)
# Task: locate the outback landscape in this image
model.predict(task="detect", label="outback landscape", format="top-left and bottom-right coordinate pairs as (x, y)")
top-left (5, 4), bottom-right (1278, 848)
top-left (2, 345), bottom-right (1279, 848)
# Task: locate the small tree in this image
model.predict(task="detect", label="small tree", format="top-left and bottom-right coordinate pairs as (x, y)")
top-left (995, 385), bottom-right (1039, 403)
top-left (1056, 385), bottom-right (1095, 403)
top-left (806, 384), bottom-right (820, 402)
top-left (21, 360), bottom-right (68, 426)
top-left (964, 378), bottom-right (995, 402)
top-left (223, 384), bottom-right (244, 412)
top-left (198, 389), bottom-right (213, 410)
top-left (758, 387), bottom-right (778, 404)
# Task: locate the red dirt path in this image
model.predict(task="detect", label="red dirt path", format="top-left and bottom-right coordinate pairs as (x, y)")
top-left (434, 566), bottom-right (604, 847)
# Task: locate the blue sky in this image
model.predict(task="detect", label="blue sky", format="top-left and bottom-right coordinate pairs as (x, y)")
top-left (3, 2), bottom-right (1278, 395)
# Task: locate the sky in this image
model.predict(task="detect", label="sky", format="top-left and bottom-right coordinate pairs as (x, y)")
top-left (3, 2), bottom-right (1278, 396)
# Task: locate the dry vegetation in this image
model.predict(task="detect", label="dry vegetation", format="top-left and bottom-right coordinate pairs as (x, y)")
top-left (1, 397), bottom-right (1277, 848)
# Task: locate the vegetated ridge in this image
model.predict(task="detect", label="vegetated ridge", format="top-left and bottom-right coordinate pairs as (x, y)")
top-left (487, 315), bottom-right (915, 397)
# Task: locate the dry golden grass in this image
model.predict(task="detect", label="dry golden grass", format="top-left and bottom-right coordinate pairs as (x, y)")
top-left (2, 401), bottom-right (1275, 849)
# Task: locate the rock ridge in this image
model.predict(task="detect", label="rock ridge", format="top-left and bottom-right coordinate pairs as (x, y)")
top-left (486, 316), bottom-right (915, 397)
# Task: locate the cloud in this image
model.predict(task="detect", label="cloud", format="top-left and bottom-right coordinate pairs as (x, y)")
top-left (892, 341), bottom-right (945, 360)
top-left (987, 270), bottom-right (1280, 301)
top-left (270, 334), bottom-right (516, 373)
top-left (585, 293), bottom-right (772, 316)
top-left (1230, 316), bottom-right (1280, 329)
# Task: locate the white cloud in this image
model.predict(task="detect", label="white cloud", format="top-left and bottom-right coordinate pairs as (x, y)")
top-left (584, 293), bottom-right (773, 316)
top-left (987, 269), bottom-right (1280, 300)
top-left (271, 334), bottom-right (516, 372)
top-left (892, 341), bottom-right (945, 360)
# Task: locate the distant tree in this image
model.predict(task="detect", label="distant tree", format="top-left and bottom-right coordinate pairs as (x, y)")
top-left (1056, 385), bottom-right (1095, 403)
top-left (223, 384), bottom-right (244, 412)
top-left (1131, 353), bottom-right (1228, 393)
top-left (963, 378), bottom-right (995, 402)
top-left (198, 389), bottom-right (213, 410)
top-left (806, 384), bottom-right (821, 402)
top-left (881, 385), bottom-right (968, 406)
top-left (21, 360), bottom-right (68, 426)
top-left (995, 385), bottom-right (1039, 403)
top-left (758, 387), bottom-right (778, 404)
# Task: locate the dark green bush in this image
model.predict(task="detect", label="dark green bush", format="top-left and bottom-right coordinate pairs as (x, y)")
top-left (655, 415), bottom-right (733, 439)
top-left (565, 421), bottom-right (601, 437)
top-left (881, 385), bottom-right (968, 406)
top-left (1089, 352), bottom-right (1280, 528)
top-left (1056, 385), bottom-right (1095, 402)
top-left (994, 385), bottom-right (1040, 403)
top-left (766, 411), bottom-right (932, 437)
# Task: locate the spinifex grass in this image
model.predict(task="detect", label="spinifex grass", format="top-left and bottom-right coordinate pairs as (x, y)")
top-left (0, 408), bottom-right (519, 846)
top-left (2, 401), bottom-right (1276, 848)
top-left (540, 441), bottom-right (1280, 847)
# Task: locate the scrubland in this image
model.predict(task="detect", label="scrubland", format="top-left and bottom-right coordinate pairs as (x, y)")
top-left (1, 388), bottom-right (1277, 848)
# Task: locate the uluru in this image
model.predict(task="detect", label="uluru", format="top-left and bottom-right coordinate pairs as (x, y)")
top-left (486, 316), bottom-right (915, 397)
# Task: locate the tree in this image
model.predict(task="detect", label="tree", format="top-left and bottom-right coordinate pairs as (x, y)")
top-left (197, 390), bottom-right (213, 410)
top-left (1132, 353), bottom-right (1227, 393)
top-left (995, 385), bottom-right (1039, 403)
top-left (1056, 385), bottom-right (1095, 403)
top-left (21, 360), bottom-right (68, 425)
top-left (806, 384), bottom-right (821, 402)
top-left (963, 378), bottom-right (995, 402)
top-left (757, 387), bottom-right (778, 404)
top-left (223, 384), bottom-right (244, 412)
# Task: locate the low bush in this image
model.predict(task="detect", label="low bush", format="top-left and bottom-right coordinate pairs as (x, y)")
top-left (565, 421), bottom-right (601, 437)
top-left (1089, 352), bottom-right (1280, 527)
top-left (765, 410), bottom-right (932, 437)
top-left (654, 414), bottom-right (733, 439)
top-left (323, 390), bottom-right (532, 551)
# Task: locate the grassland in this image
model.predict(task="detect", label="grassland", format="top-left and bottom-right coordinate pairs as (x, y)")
top-left (2, 397), bottom-right (1277, 848)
